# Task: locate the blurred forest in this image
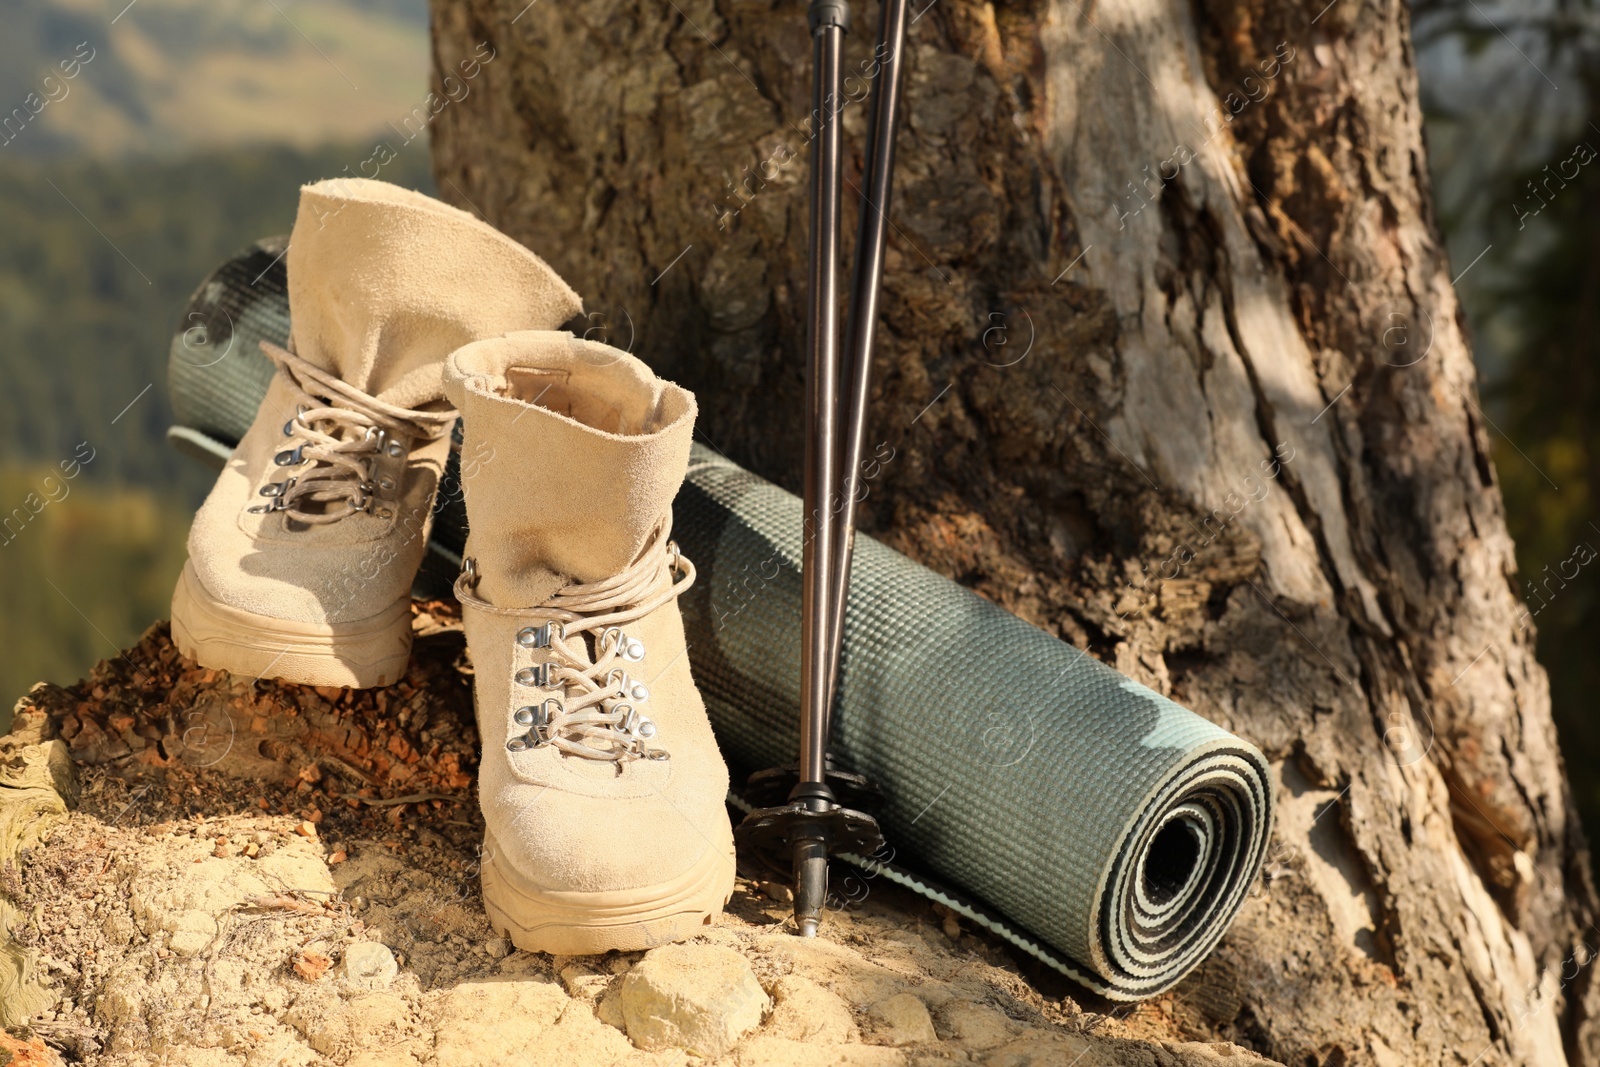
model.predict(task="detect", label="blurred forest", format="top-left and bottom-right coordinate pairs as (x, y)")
top-left (0, 0), bottom-right (1596, 840)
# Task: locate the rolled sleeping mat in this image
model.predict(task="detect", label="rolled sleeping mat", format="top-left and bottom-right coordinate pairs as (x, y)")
top-left (167, 241), bottom-right (1275, 999)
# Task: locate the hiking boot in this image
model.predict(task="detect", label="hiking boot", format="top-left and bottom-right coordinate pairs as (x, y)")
top-left (171, 178), bottom-right (581, 688)
top-left (443, 330), bottom-right (736, 953)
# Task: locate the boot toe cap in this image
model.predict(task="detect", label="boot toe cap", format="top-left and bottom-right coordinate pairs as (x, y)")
top-left (482, 781), bottom-right (734, 896)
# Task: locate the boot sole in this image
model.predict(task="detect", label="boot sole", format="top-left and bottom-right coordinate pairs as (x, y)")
top-left (170, 559), bottom-right (412, 689)
top-left (480, 829), bottom-right (736, 955)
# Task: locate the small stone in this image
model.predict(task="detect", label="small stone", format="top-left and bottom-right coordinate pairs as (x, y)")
top-left (295, 821), bottom-right (317, 838)
top-left (760, 881), bottom-right (793, 905)
top-left (765, 975), bottom-right (855, 1043)
top-left (560, 964), bottom-right (608, 999)
top-left (937, 1001), bottom-right (1015, 1050)
top-left (484, 937), bottom-right (512, 959)
top-left (619, 943), bottom-right (769, 1057)
top-left (868, 992), bottom-right (937, 1046)
top-left (245, 843), bottom-right (260, 858)
top-left (942, 912), bottom-right (961, 940)
top-left (328, 850), bottom-right (348, 865)
top-left (343, 941), bottom-right (399, 989)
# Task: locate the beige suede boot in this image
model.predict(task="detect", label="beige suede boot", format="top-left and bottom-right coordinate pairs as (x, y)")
top-left (443, 331), bottom-right (736, 953)
top-left (172, 179), bottom-right (581, 688)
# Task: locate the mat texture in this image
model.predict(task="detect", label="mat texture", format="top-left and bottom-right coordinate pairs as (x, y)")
top-left (167, 241), bottom-right (1274, 999)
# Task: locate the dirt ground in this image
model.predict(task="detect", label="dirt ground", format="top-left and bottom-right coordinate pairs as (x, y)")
top-left (0, 608), bottom-right (1283, 1066)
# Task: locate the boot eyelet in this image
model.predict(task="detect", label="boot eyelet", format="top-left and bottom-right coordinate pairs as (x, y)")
top-left (259, 477), bottom-right (296, 498)
top-left (513, 706), bottom-right (537, 726)
top-left (274, 446), bottom-right (305, 466)
top-left (375, 507), bottom-right (394, 519)
top-left (636, 718), bottom-right (657, 740)
top-left (602, 627), bottom-right (646, 662)
top-left (378, 476), bottom-right (396, 492)
top-left (386, 442), bottom-right (405, 458)
top-left (506, 735), bottom-right (531, 751)
top-left (516, 663), bottom-right (559, 688)
top-left (517, 622), bottom-right (561, 649)
top-left (605, 669), bottom-right (648, 702)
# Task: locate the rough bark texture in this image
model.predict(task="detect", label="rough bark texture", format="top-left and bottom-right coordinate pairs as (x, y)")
top-left (428, 0), bottom-right (1600, 1063)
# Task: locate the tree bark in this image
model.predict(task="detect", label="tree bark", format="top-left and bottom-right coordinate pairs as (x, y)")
top-left (428, 0), bottom-right (1600, 1062)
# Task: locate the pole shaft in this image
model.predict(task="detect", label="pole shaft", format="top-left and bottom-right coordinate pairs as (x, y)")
top-left (824, 0), bottom-right (910, 717)
top-left (800, 21), bottom-right (847, 792)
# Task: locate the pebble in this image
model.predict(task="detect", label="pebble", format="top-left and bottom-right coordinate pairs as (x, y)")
top-left (484, 937), bottom-right (511, 959)
top-left (868, 992), bottom-right (938, 1046)
top-left (619, 943), bottom-right (769, 1057)
top-left (342, 942), bottom-right (399, 989)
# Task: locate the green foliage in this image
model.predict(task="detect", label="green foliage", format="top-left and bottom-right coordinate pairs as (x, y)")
top-left (1486, 68), bottom-right (1600, 838)
top-left (0, 140), bottom-right (435, 495)
top-left (0, 461), bottom-right (190, 722)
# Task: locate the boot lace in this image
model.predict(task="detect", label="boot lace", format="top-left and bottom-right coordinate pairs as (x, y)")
top-left (457, 523), bottom-right (695, 763)
top-left (248, 341), bottom-right (458, 525)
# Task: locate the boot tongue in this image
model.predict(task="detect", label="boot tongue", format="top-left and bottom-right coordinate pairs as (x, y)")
top-left (445, 332), bottom-right (697, 609)
top-left (285, 178), bottom-right (582, 410)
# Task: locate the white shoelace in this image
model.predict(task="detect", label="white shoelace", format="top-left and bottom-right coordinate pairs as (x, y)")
top-left (456, 524), bottom-right (696, 763)
top-left (250, 341), bottom-right (457, 524)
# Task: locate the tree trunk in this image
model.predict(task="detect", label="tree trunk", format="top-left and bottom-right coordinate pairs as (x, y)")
top-left (427, 0), bottom-right (1600, 1062)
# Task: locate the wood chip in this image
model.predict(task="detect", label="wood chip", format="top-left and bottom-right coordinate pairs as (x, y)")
top-left (294, 949), bottom-right (333, 982)
top-left (295, 821), bottom-right (317, 838)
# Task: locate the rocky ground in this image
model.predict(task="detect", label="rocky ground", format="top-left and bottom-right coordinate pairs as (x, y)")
top-left (0, 607), bottom-right (1283, 1067)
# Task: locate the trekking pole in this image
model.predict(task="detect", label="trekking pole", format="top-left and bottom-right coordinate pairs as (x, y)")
top-left (792, 0), bottom-right (851, 936)
top-left (735, 0), bottom-right (906, 939)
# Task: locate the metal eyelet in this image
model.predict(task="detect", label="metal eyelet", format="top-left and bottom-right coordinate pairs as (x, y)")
top-left (516, 663), bottom-right (560, 688)
top-left (517, 622), bottom-right (561, 649)
top-left (602, 628), bottom-right (646, 662)
top-left (606, 668), bottom-right (648, 702)
top-left (617, 704), bottom-right (658, 741)
top-left (506, 735), bottom-right (531, 751)
top-left (375, 507), bottom-right (394, 519)
top-left (258, 477), bottom-right (296, 498)
top-left (510, 699), bottom-right (561, 747)
top-left (273, 445), bottom-right (305, 466)
top-left (378, 476), bottom-right (395, 492)
top-left (386, 442), bottom-right (405, 458)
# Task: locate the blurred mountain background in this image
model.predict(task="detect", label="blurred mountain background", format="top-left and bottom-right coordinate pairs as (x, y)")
top-left (0, 0), bottom-right (1596, 837)
top-left (0, 0), bottom-right (434, 716)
